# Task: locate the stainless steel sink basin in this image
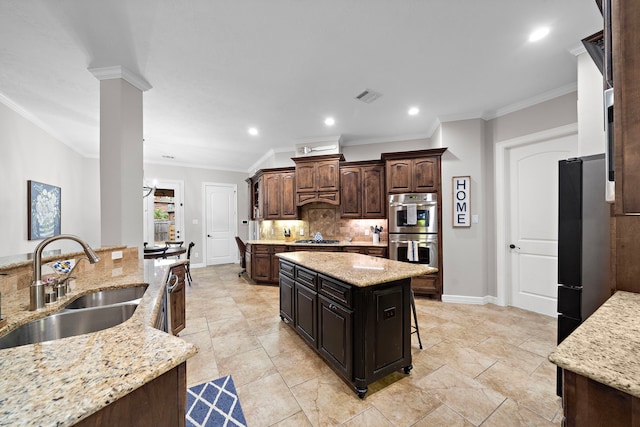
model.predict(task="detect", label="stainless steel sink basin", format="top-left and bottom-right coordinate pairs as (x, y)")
top-left (64, 285), bottom-right (147, 309)
top-left (0, 303), bottom-right (138, 350)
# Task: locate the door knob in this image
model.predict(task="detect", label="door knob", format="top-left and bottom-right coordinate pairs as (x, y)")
top-left (207, 234), bottom-right (212, 237)
top-left (509, 244), bottom-right (520, 249)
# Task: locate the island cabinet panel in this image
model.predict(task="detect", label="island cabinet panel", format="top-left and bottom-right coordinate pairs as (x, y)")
top-left (294, 283), bottom-right (318, 347)
top-left (279, 259), bottom-right (412, 398)
top-left (279, 274), bottom-right (294, 322)
top-left (319, 294), bottom-right (353, 379)
top-left (75, 363), bottom-right (187, 427)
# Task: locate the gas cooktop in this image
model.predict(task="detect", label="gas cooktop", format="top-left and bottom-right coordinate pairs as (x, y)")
top-left (294, 239), bottom-right (340, 244)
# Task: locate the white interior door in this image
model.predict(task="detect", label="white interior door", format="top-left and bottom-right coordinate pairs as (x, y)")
top-left (204, 183), bottom-right (237, 265)
top-left (506, 133), bottom-right (578, 316)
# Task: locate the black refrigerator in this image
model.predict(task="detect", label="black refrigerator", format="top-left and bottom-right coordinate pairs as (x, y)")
top-left (556, 153), bottom-right (611, 396)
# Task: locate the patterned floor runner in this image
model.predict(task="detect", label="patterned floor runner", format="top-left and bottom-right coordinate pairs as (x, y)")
top-left (186, 376), bottom-right (247, 427)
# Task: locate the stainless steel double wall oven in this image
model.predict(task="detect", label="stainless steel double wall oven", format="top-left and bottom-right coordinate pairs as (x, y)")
top-left (388, 193), bottom-right (438, 268)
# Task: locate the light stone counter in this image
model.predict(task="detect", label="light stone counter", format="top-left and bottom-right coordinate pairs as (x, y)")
top-left (0, 258), bottom-right (198, 427)
top-left (277, 251), bottom-right (437, 287)
top-left (548, 291), bottom-right (640, 398)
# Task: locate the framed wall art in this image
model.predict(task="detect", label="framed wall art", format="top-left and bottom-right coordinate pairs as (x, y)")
top-left (28, 180), bottom-right (61, 240)
top-left (452, 176), bottom-right (471, 227)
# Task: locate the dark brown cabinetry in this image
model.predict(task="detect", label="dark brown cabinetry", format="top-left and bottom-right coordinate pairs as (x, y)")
top-left (340, 161), bottom-right (385, 219)
top-left (168, 263), bottom-right (186, 336)
top-left (75, 363), bottom-right (187, 427)
top-left (293, 154), bottom-right (345, 206)
top-left (278, 259), bottom-right (412, 398)
top-left (264, 169), bottom-right (297, 220)
top-left (251, 168), bottom-right (297, 220)
top-left (384, 157), bottom-right (439, 193)
top-left (246, 243), bottom-right (286, 284)
top-left (342, 246), bottom-right (387, 257)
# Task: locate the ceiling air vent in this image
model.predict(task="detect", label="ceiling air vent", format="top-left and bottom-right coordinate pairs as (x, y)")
top-left (354, 88), bottom-right (382, 104)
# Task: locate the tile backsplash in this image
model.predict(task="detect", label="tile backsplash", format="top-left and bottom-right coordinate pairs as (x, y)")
top-left (258, 203), bottom-right (387, 243)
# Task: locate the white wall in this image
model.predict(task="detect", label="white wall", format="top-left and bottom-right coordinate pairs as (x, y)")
top-left (143, 163), bottom-right (249, 266)
top-left (437, 119), bottom-right (490, 300)
top-left (0, 102), bottom-right (100, 257)
top-left (577, 52), bottom-right (606, 156)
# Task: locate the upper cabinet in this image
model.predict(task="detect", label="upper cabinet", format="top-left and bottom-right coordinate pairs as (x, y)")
top-left (250, 167), bottom-right (297, 220)
top-left (340, 161), bottom-right (385, 219)
top-left (293, 154), bottom-right (345, 206)
top-left (382, 148), bottom-right (447, 194)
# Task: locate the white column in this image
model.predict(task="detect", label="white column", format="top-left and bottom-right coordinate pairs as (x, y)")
top-left (89, 66), bottom-right (151, 252)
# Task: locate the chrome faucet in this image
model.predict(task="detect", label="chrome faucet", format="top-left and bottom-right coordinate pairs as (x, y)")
top-left (30, 234), bottom-right (101, 310)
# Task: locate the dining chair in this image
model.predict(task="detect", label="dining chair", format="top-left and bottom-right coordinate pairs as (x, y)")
top-left (185, 242), bottom-right (195, 285)
top-left (235, 237), bottom-right (246, 277)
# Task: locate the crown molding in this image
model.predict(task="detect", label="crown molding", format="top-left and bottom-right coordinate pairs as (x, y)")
top-left (88, 66), bottom-right (152, 92)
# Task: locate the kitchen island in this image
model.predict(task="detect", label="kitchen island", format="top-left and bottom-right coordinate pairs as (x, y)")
top-left (0, 254), bottom-right (198, 427)
top-left (277, 251), bottom-right (436, 398)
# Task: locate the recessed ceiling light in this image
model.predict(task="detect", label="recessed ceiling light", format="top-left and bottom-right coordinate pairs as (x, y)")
top-left (248, 127), bottom-right (258, 136)
top-left (408, 107), bottom-right (420, 116)
top-left (529, 27), bottom-right (550, 42)
top-left (324, 117), bottom-right (335, 126)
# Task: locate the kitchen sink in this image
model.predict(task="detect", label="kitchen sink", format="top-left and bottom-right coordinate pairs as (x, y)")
top-left (63, 285), bottom-right (148, 309)
top-left (0, 303), bottom-right (139, 350)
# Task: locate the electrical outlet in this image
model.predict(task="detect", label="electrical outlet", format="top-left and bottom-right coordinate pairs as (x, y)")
top-left (111, 250), bottom-right (123, 260)
top-left (194, 252), bottom-right (199, 258)
top-left (300, 229), bottom-right (305, 236)
top-left (364, 228), bottom-right (370, 236)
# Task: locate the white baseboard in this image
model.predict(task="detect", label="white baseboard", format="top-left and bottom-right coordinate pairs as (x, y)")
top-left (441, 294), bottom-right (502, 305)
top-left (189, 262), bottom-right (206, 269)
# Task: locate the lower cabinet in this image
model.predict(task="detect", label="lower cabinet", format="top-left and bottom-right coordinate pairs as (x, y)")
top-left (75, 363), bottom-right (187, 427)
top-left (278, 259), bottom-right (411, 398)
top-left (247, 244), bottom-right (286, 284)
top-left (411, 274), bottom-right (442, 300)
top-left (318, 294), bottom-right (352, 379)
top-left (168, 263), bottom-right (186, 336)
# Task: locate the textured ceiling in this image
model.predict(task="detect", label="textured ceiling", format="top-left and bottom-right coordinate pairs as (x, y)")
top-left (0, 1), bottom-right (602, 172)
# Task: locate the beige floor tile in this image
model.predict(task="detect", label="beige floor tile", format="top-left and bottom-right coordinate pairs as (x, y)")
top-left (257, 327), bottom-right (308, 358)
top-left (211, 330), bottom-right (262, 359)
top-left (179, 316), bottom-right (209, 336)
top-left (271, 345), bottom-right (332, 388)
top-left (423, 340), bottom-right (497, 378)
top-left (475, 361), bottom-right (561, 421)
top-left (235, 373), bottom-right (301, 426)
top-left (518, 336), bottom-right (558, 359)
top-left (481, 398), bottom-right (559, 427)
top-left (367, 380), bottom-right (441, 427)
top-left (415, 365), bottom-right (506, 426)
top-left (473, 336), bottom-right (545, 375)
top-left (412, 404), bottom-right (475, 427)
top-left (272, 410), bottom-right (313, 427)
top-left (186, 349), bottom-right (219, 387)
top-left (207, 313), bottom-right (252, 338)
top-left (180, 329), bottom-right (213, 353)
top-left (291, 373), bottom-right (371, 426)
top-left (216, 347), bottom-right (277, 387)
top-left (342, 407), bottom-right (394, 427)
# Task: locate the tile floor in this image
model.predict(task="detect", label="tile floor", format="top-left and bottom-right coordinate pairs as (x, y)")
top-left (180, 264), bottom-right (562, 426)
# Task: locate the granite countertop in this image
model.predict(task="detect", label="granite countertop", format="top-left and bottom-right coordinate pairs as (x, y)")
top-left (549, 291), bottom-right (640, 398)
top-left (0, 245), bottom-right (127, 270)
top-left (246, 239), bottom-right (388, 247)
top-left (0, 258), bottom-right (198, 427)
top-left (277, 251), bottom-right (437, 287)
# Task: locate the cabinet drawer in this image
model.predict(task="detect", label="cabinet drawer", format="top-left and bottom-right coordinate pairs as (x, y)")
top-left (367, 247), bottom-right (387, 257)
top-left (319, 275), bottom-right (352, 308)
top-left (279, 260), bottom-right (295, 278)
top-left (272, 245), bottom-right (287, 254)
top-left (253, 245), bottom-right (270, 254)
top-left (411, 275), bottom-right (438, 293)
top-left (295, 265), bottom-right (317, 289)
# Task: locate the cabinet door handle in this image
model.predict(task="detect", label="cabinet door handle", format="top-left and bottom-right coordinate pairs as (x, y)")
top-left (329, 303), bottom-right (336, 311)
